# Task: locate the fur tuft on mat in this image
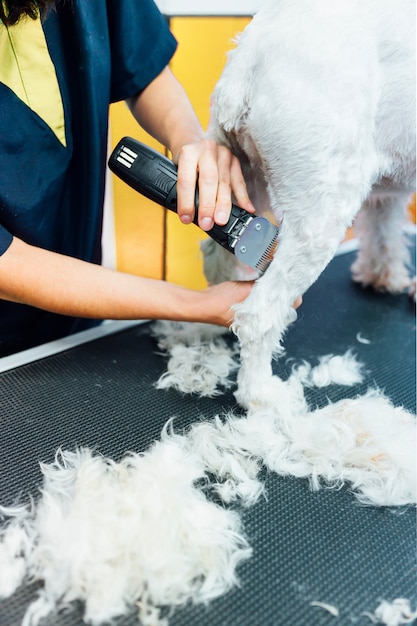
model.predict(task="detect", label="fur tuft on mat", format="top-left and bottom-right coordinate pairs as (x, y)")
top-left (0, 433), bottom-right (251, 626)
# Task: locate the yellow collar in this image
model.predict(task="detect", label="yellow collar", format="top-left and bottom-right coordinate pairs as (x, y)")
top-left (0, 12), bottom-right (66, 146)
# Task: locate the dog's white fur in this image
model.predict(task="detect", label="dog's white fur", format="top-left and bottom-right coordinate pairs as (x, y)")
top-left (188, 390), bottom-right (416, 509)
top-left (152, 321), bottom-right (239, 396)
top-left (205, 0), bottom-right (416, 409)
top-left (0, 438), bottom-right (251, 626)
top-left (151, 343), bottom-right (416, 507)
top-left (366, 599), bottom-right (417, 626)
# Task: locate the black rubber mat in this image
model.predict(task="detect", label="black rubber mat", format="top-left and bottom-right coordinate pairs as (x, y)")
top-left (0, 243), bottom-right (415, 626)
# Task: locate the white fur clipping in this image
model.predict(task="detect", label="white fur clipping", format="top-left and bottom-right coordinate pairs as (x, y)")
top-left (152, 321), bottom-right (238, 396)
top-left (0, 392), bottom-right (415, 625)
top-left (187, 389), bottom-right (416, 508)
top-left (0, 507), bottom-right (33, 598)
top-left (357, 332), bottom-right (372, 345)
top-left (291, 350), bottom-right (365, 388)
top-left (364, 598), bottom-right (417, 625)
top-left (309, 598), bottom-right (417, 624)
top-left (0, 433), bottom-right (251, 626)
top-left (310, 601), bottom-right (340, 617)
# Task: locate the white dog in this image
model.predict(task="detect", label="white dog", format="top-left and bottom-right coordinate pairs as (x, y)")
top-left (205, 0), bottom-right (416, 409)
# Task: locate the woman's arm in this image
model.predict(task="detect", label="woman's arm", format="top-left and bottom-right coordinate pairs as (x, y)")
top-left (0, 237), bottom-right (253, 327)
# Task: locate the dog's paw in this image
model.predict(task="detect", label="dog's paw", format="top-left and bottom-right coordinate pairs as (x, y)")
top-left (351, 260), bottom-right (411, 294)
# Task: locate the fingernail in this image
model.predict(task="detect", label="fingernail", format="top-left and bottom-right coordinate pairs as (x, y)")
top-left (200, 217), bottom-right (213, 230)
top-left (180, 215), bottom-right (192, 224)
top-left (215, 211), bottom-right (228, 224)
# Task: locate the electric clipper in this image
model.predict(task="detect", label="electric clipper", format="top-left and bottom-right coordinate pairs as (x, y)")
top-left (108, 137), bottom-right (279, 275)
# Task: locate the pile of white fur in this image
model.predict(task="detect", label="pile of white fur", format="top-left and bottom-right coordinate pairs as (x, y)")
top-left (0, 435), bottom-right (251, 626)
top-left (153, 321), bottom-right (240, 397)
top-left (0, 343), bottom-right (415, 625)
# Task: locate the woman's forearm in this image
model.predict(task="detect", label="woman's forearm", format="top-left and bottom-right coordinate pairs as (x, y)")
top-left (0, 237), bottom-right (252, 327)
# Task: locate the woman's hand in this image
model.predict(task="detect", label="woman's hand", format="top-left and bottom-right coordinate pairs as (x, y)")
top-left (129, 67), bottom-right (254, 231)
top-left (204, 280), bottom-right (303, 328)
top-left (174, 138), bottom-right (255, 231)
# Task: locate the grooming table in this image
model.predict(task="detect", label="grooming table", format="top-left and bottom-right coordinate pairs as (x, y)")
top-left (0, 239), bottom-right (415, 626)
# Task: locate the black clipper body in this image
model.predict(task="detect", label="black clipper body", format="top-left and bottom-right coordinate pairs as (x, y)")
top-left (108, 137), bottom-right (279, 274)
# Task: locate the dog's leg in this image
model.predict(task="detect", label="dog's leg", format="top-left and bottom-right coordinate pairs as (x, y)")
top-left (228, 104), bottom-right (379, 410)
top-left (210, 115), bottom-right (380, 411)
top-left (351, 192), bottom-right (413, 293)
top-left (232, 203), bottom-right (359, 411)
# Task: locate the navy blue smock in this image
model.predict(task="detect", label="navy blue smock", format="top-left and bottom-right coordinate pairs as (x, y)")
top-left (0, 0), bottom-right (177, 355)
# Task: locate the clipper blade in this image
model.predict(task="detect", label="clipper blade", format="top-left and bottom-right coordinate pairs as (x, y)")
top-left (254, 231), bottom-right (279, 274)
top-left (234, 217), bottom-right (279, 275)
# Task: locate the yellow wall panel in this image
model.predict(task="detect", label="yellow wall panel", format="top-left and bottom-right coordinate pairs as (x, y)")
top-left (165, 212), bottom-right (208, 289)
top-left (109, 101), bottom-right (165, 280)
top-left (169, 17), bottom-right (249, 128)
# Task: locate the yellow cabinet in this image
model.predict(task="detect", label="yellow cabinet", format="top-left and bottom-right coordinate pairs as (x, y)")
top-left (109, 16), bottom-right (251, 288)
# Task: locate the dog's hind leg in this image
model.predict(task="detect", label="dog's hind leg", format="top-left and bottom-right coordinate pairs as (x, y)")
top-left (351, 191), bottom-right (414, 293)
top-left (230, 126), bottom-right (380, 411)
